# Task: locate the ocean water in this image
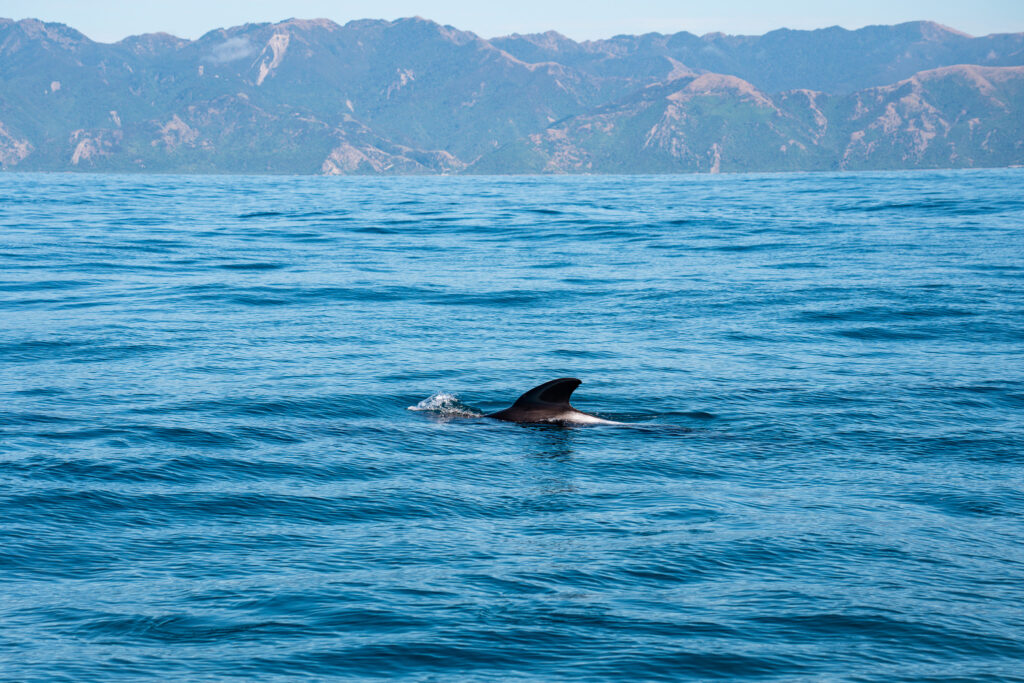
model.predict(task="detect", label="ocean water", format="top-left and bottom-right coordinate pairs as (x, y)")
top-left (2, 169), bottom-right (1023, 681)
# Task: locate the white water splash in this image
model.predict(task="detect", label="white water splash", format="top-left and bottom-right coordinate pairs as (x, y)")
top-left (407, 392), bottom-right (483, 418)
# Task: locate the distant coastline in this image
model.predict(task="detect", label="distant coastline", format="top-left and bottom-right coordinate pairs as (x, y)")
top-left (1, 17), bottom-right (1022, 174)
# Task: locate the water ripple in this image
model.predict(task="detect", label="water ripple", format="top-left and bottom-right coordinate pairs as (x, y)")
top-left (1, 169), bottom-right (1023, 680)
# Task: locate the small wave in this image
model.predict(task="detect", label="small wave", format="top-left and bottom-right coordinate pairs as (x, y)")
top-left (216, 262), bottom-right (285, 271)
top-left (0, 279), bottom-right (98, 292)
top-left (836, 197), bottom-right (1019, 215)
top-left (836, 326), bottom-right (937, 340)
top-left (237, 210), bottom-right (284, 218)
top-left (407, 392), bottom-right (483, 418)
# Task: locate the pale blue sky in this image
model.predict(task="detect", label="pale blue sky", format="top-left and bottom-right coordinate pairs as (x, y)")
top-left (4, 0), bottom-right (1023, 43)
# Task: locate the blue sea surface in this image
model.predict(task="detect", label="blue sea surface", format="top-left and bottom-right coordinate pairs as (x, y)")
top-left (2, 170), bottom-right (1023, 681)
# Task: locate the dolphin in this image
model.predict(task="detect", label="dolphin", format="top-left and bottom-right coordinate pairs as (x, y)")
top-left (486, 378), bottom-right (617, 424)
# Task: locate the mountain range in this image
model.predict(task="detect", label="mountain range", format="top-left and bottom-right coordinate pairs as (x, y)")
top-left (1, 16), bottom-right (1022, 174)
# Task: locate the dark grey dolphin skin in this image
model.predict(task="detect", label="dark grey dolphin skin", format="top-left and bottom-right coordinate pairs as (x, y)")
top-left (487, 378), bottom-right (613, 424)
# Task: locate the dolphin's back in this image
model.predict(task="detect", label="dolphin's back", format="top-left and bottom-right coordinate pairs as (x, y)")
top-left (488, 377), bottom-right (596, 423)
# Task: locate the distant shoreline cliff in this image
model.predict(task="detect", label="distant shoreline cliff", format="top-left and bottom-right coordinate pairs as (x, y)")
top-left (1, 17), bottom-right (1022, 174)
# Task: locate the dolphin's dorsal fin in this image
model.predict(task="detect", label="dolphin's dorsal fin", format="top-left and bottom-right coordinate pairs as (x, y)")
top-left (512, 378), bottom-right (581, 408)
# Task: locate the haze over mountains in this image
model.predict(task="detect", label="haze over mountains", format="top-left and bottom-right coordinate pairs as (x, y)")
top-left (1, 16), bottom-right (1022, 174)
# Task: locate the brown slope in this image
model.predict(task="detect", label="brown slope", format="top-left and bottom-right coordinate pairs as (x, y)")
top-left (833, 65), bottom-right (1024, 169)
top-left (471, 66), bottom-right (1024, 173)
